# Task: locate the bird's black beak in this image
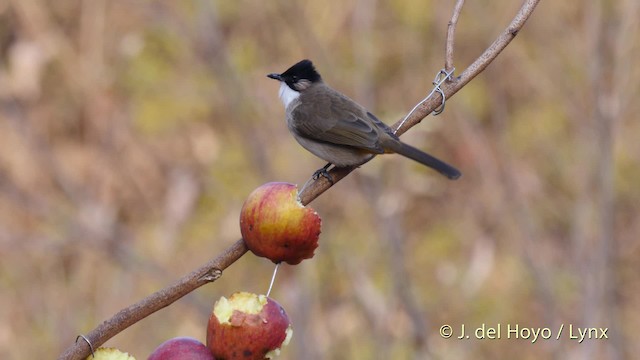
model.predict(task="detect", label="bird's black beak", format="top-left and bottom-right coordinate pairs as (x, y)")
top-left (267, 73), bottom-right (283, 81)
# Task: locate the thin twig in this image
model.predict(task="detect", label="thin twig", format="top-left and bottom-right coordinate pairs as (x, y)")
top-left (445, 0), bottom-right (466, 74)
top-left (57, 1), bottom-right (542, 358)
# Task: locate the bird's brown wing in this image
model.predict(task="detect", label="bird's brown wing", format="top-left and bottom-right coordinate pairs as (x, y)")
top-left (289, 90), bottom-right (385, 153)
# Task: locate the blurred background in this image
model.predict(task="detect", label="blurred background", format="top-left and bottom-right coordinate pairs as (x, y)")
top-left (1, 0), bottom-right (638, 359)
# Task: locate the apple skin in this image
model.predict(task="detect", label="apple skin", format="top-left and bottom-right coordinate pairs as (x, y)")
top-left (147, 337), bottom-right (214, 360)
top-left (207, 292), bottom-right (292, 360)
top-left (240, 182), bottom-right (321, 265)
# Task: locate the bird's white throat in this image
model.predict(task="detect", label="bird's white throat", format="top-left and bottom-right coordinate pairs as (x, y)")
top-left (278, 82), bottom-right (300, 108)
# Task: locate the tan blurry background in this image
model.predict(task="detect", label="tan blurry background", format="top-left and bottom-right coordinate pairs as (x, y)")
top-left (1, 0), bottom-right (639, 359)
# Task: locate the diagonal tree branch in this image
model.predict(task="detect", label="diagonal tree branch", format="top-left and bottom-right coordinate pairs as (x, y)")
top-left (58, 239), bottom-right (248, 360)
top-left (58, 0), bottom-right (541, 359)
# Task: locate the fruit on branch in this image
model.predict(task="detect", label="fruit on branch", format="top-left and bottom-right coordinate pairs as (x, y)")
top-left (240, 182), bottom-right (321, 265)
top-left (207, 292), bottom-right (292, 360)
top-left (90, 347), bottom-right (136, 360)
top-left (148, 337), bottom-right (214, 360)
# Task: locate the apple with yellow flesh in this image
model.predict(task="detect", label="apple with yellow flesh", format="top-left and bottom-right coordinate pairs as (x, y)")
top-left (148, 337), bottom-right (214, 360)
top-left (207, 292), bottom-right (292, 360)
top-left (240, 182), bottom-right (321, 264)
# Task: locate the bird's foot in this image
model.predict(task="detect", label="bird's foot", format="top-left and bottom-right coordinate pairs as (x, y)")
top-left (312, 163), bottom-right (334, 185)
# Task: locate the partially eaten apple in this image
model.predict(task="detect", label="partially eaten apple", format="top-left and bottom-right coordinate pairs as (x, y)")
top-left (147, 337), bottom-right (214, 360)
top-left (240, 182), bottom-right (321, 265)
top-left (207, 292), bottom-right (292, 360)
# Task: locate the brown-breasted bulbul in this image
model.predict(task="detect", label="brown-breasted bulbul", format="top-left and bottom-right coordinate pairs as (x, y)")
top-left (267, 59), bottom-right (461, 180)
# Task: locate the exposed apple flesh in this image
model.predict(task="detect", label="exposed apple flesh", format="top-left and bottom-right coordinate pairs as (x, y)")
top-left (88, 347), bottom-right (136, 360)
top-left (240, 182), bottom-right (321, 265)
top-left (207, 292), bottom-right (292, 360)
top-left (147, 337), bottom-right (214, 360)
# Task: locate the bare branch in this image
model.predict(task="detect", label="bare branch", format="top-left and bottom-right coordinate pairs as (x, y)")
top-left (57, 0), bottom-right (541, 358)
top-left (445, 0), bottom-right (466, 74)
top-left (57, 239), bottom-right (248, 360)
top-left (396, 0), bottom-right (541, 136)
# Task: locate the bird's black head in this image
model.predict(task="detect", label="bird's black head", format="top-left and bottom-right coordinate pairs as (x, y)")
top-left (267, 59), bottom-right (322, 92)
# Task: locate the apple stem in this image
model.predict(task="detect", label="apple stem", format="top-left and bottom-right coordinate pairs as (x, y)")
top-left (266, 262), bottom-right (280, 297)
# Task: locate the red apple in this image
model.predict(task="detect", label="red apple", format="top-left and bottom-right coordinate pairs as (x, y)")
top-left (90, 347), bottom-right (136, 360)
top-left (148, 337), bottom-right (214, 360)
top-left (240, 182), bottom-right (321, 265)
top-left (207, 292), bottom-right (292, 360)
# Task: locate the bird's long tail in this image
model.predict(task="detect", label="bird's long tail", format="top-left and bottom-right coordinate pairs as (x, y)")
top-left (382, 139), bottom-right (461, 180)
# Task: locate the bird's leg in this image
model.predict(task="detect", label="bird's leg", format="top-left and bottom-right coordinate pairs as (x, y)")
top-left (312, 163), bottom-right (334, 184)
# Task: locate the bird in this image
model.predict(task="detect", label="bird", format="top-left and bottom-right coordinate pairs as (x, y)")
top-left (267, 59), bottom-right (461, 181)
